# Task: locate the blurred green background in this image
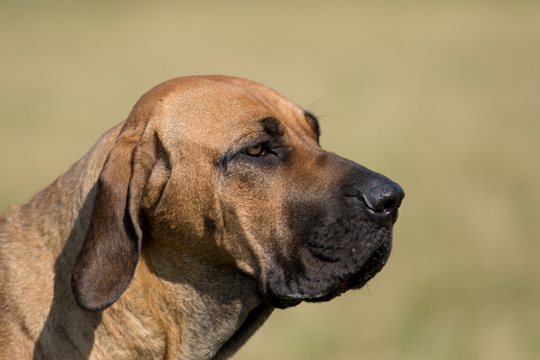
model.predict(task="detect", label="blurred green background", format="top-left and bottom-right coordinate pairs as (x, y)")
top-left (1, 1), bottom-right (539, 359)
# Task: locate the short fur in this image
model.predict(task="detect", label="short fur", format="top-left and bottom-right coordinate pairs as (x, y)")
top-left (0, 76), bottom-right (404, 359)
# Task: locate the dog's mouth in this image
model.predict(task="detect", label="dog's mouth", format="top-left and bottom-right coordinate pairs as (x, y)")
top-left (268, 241), bottom-right (391, 309)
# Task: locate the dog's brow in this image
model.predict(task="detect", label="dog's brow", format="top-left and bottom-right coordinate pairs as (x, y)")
top-left (260, 117), bottom-right (284, 137)
top-left (303, 110), bottom-right (320, 140)
top-left (218, 118), bottom-right (284, 170)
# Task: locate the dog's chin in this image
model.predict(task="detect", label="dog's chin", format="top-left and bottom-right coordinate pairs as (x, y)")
top-left (266, 242), bottom-right (391, 309)
top-left (304, 243), bottom-right (390, 303)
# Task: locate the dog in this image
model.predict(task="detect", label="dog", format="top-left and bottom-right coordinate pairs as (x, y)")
top-left (0, 76), bottom-right (404, 359)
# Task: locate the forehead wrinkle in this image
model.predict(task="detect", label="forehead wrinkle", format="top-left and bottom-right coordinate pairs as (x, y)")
top-left (159, 80), bottom-right (316, 162)
top-left (189, 78), bottom-right (307, 143)
top-left (218, 78), bottom-right (307, 131)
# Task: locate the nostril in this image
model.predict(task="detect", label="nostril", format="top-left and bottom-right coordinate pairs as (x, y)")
top-left (382, 199), bottom-right (396, 212)
top-left (363, 182), bottom-right (405, 216)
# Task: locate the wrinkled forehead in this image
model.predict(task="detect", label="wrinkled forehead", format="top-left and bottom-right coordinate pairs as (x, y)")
top-left (153, 77), bottom-right (315, 153)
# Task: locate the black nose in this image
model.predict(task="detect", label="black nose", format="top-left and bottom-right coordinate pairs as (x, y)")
top-left (363, 182), bottom-right (404, 222)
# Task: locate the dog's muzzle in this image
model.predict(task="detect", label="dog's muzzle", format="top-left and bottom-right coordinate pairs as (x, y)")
top-left (264, 172), bottom-right (404, 309)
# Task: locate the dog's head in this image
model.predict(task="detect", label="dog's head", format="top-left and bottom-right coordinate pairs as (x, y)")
top-left (71, 76), bottom-right (404, 311)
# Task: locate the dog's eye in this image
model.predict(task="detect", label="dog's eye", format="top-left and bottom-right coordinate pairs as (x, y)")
top-left (245, 144), bottom-right (267, 157)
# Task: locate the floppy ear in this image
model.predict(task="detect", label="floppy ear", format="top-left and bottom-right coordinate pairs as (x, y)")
top-left (71, 119), bottom-right (170, 312)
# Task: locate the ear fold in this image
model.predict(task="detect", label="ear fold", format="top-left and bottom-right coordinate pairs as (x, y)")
top-left (72, 120), bottom-right (170, 312)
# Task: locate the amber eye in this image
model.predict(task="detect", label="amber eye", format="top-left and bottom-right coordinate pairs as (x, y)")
top-left (245, 144), bottom-right (266, 156)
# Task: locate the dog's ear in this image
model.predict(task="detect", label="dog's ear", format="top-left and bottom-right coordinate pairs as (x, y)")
top-left (72, 112), bottom-right (171, 312)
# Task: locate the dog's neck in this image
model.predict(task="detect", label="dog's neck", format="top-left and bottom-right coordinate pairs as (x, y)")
top-left (131, 248), bottom-right (269, 359)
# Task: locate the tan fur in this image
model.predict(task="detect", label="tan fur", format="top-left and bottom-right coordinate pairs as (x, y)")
top-left (0, 76), bottom-right (327, 359)
top-left (0, 73), bottom-right (409, 359)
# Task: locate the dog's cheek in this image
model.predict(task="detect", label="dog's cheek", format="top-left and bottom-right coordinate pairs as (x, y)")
top-left (216, 171), bottom-right (287, 274)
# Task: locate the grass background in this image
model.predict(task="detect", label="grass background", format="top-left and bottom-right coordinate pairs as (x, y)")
top-left (1, 1), bottom-right (539, 359)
